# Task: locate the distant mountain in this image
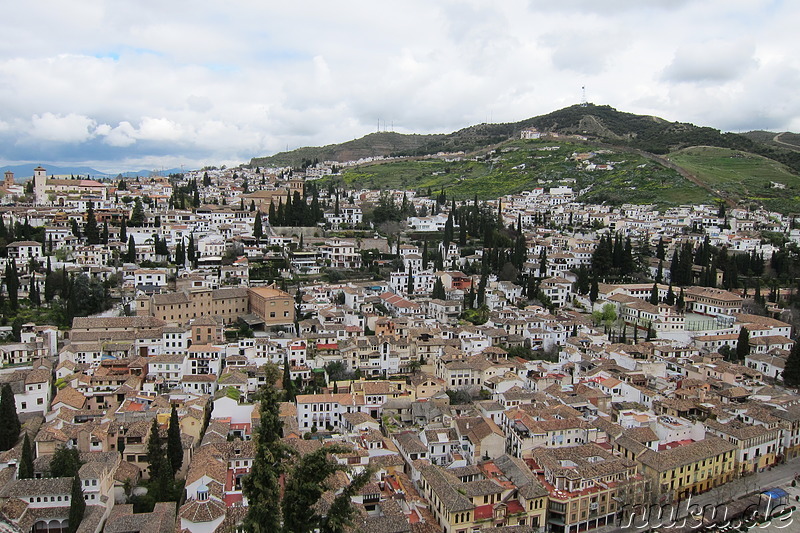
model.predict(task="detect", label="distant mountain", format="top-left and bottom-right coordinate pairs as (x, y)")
top-left (0, 163), bottom-right (108, 179)
top-left (741, 130), bottom-right (800, 152)
top-left (0, 164), bottom-right (190, 181)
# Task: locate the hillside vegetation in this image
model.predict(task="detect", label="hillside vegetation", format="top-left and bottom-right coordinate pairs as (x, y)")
top-left (668, 146), bottom-right (800, 213)
top-left (324, 139), bottom-right (713, 206)
top-left (250, 104), bottom-right (800, 211)
top-left (250, 132), bottom-right (444, 168)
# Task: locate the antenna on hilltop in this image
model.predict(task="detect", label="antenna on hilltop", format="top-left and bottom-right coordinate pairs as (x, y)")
top-left (580, 86), bottom-right (588, 107)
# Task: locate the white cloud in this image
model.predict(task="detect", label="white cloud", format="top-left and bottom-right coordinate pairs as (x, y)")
top-left (29, 113), bottom-right (97, 143)
top-left (0, 0), bottom-right (796, 171)
top-left (663, 41), bottom-right (758, 83)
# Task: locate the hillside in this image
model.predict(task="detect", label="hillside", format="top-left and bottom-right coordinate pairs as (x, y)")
top-left (324, 138), bottom-right (713, 206)
top-left (741, 130), bottom-right (800, 152)
top-left (667, 146), bottom-right (800, 213)
top-left (250, 104), bottom-right (800, 211)
top-left (249, 131), bottom-right (445, 168)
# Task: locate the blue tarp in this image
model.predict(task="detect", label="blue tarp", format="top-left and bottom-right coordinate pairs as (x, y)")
top-left (762, 488), bottom-right (788, 499)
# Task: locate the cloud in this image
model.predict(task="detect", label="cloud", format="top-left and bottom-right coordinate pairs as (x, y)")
top-left (29, 113), bottom-right (97, 143)
top-left (663, 41), bottom-right (758, 83)
top-left (0, 1), bottom-right (796, 171)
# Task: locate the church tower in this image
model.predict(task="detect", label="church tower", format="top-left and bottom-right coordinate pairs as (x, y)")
top-left (33, 166), bottom-right (47, 204)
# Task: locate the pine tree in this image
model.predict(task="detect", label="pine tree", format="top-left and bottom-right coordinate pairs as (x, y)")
top-left (782, 341), bottom-right (800, 387)
top-left (67, 475), bottom-right (85, 533)
top-left (243, 383), bottom-right (289, 532)
top-left (736, 327), bottom-right (750, 361)
top-left (282, 446), bottom-right (348, 533)
top-left (130, 198), bottom-right (145, 226)
top-left (19, 433), bottom-right (34, 479)
top-left (0, 383), bottom-right (21, 451)
top-left (50, 446), bottom-right (82, 477)
top-left (167, 405), bottom-right (183, 476)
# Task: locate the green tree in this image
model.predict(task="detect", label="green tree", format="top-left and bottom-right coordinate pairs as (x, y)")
top-left (119, 217), bottom-right (127, 242)
top-left (649, 283), bottom-right (659, 305)
top-left (67, 475), bottom-right (85, 533)
top-left (283, 355), bottom-right (296, 402)
top-left (127, 235), bottom-right (136, 263)
top-left (85, 202), bottom-right (100, 244)
top-left (4, 259), bottom-right (19, 311)
top-left (676, 288), bottom-right (685, 312)
top-left (50, 446), bottom-right (82, 478)
top-left (736, 327), bottom-right (750, 361)
top-left (589, 277), bottom-right (599, 303)
top-left (146, 418), bottom-right (163, 479)
top-left (431, 277), bottom-right (446, 300)
top-left (321, 468), bottom-right (372, 533)
top-left (242, 382), bottom-right (289, 533)
top-left (0, 383), bottom-right (20, 451)
top-left (19, 433), bottom-right (34, 478)
top-left (254, 211), bottom-right (263, 242)
top-left (782, 341), bottom-right (800, 387)
top-left (167, 405), bottom-right (183, 476)
top-left (129, 198), bottom-right (146, 226)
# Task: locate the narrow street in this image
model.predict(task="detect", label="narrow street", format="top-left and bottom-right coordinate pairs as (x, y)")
top-left (594, 457), bottom-right (800, 532)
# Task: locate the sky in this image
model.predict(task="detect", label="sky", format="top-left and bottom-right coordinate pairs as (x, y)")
top-left (0, 0), bottom-right (798, 173)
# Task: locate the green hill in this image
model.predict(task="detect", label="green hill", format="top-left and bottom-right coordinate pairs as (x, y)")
top-left (249, 131), bottom-right (445, 168)
top-left (249, 104), bottom-right (800, 212)
top-left (741, 130), bottom-right (800, 152)
top-left (325, 138), bottom-right (713, 207)
top-left (667, 146), bottom-right (800, 213)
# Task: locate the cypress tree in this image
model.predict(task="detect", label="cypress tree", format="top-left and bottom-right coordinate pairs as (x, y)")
top-left (736, 327), bottom-right (750, 361)
top-left (85, 202), bottom-right (99, 244)
top-left (431, 278), bottom-right (446, 300)
top-left (29, 276), bottom-right (40, 307)
top-left (589, 278), bottom-right (599, 303)
top-left (19, 433), bottom-right (34, 479)
top-left (67, 475), bottom-right (85, 533)
top-left (782, 341), bottom-right (800, 387)
top-left (254, 211), bottom-right (263, 242)
top-left (283, 355), bottom-right (295, 402)
top-left (676, 288), bottom-right (685, 312)
top-left (127, 236), bottom-right (136, 263)
top-left (146, 418), bottom-right (163, 479)
top-left (5, 259), bottom-right (19, 311)
top-left (0, 383), bottom-right (21, 451)
top-left (119, 217), bottom-right (127, 243)
top-left (649, 283), bottom-right (659, 305)
top-left (167, 405), bottom-right (183, 476)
